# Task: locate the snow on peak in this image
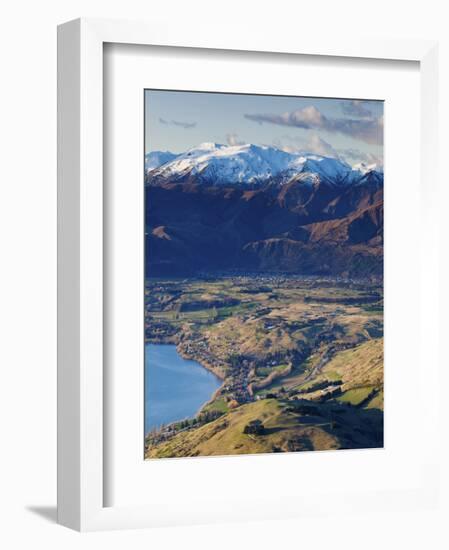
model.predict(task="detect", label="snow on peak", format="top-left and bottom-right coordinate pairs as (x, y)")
top-left (145, 150), bottom-right (179, 172)
top-left (146, 143), bottom-right (382, 187)
top-left (300, 156), bottom-right (352, 182)
top-left (195, 142), bottom-right (223, 150)
top-left (352, 161), bottom-right (383, 175)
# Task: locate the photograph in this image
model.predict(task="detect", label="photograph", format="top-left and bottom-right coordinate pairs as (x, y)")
top-left (144, 90), bottom-right (384, 459)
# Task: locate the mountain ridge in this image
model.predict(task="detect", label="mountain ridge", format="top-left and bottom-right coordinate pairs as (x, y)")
top-left (145, 143), bottom-right (383, 189)
top-left (144, 144), bottom-right (383, 279)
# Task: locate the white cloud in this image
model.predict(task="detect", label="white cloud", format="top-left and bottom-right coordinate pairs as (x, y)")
top-left (304, 134), bottom-right (339, 157)
top-left (226, 133), bottom-right (245, 146)
top-left (271, 134), bottom-right (339, 158)
top-left (339, 148), bottom-right (384, 169)
top-left (245, 105), bottom-right (383, 145)
top-left (159, 117), bottom-right (196, 129)
top-left (340, 100), bottom-right (373, 118)
top-left (272, 134), bottom-right (383, 169)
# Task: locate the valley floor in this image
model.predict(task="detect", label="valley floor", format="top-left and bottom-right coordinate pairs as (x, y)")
top-left (144, 274), bottom-right (383, 458)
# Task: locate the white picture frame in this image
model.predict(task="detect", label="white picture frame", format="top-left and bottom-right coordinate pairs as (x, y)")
top-left (57, 17), bottom-right (440, 531)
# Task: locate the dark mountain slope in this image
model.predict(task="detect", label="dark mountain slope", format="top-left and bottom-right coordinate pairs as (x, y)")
top-left (145, 177), bottom-right (383, 278)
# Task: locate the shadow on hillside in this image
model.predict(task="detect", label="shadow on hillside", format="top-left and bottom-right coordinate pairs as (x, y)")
top-left (287, 398), bottom-right (384, 449)
top-left (263, 426), bottom-right (287, 435)
top-left (324, 402), bottom-right (383, 449)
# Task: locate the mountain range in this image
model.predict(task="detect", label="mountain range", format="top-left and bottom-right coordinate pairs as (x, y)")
top-left (145, 143), bottom-right (383, 278)
top-left (145, 142), bottom-right (382, 186)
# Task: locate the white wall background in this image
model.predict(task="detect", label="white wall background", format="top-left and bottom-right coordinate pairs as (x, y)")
top-left (0, 1), bottom-right (448, 548)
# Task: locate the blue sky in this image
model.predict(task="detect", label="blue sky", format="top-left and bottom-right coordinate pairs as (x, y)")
top-left (145, 90), bottom-right (384, 166)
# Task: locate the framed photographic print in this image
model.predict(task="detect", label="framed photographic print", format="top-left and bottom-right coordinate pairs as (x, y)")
top-left (57, 18), bottom-right (440, 531)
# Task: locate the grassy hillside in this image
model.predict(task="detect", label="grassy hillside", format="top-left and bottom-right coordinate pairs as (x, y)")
top-left (298, 338), bottom-right (383, 410)
top-left (321, 338), bottom-right (383, 389)
top-left (146, 392), bottom-right (383, 459)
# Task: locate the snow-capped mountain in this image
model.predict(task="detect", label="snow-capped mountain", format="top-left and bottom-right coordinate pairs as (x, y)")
top-left (146, 142), bottom-right (381, 188)
top-left (147, 142), bottom-right (295, 185)
top-left (145, 150), bottom-right (179, 172)
top-left (352, 161), bottom-right (384, 175)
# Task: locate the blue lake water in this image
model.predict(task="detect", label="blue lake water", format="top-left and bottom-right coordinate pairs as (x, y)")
top-left (145, 343), bottom-right (222, 434)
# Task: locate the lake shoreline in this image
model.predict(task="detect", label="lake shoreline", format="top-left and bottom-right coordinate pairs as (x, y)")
top-left (144, 342), bottom-right (223, 437)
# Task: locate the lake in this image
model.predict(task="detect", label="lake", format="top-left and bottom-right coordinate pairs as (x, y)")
top-left (145, 343), bottom-right (222, 434)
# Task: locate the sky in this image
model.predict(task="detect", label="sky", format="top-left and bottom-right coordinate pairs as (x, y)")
top-left (145, 90), bottom-right (384, 167)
